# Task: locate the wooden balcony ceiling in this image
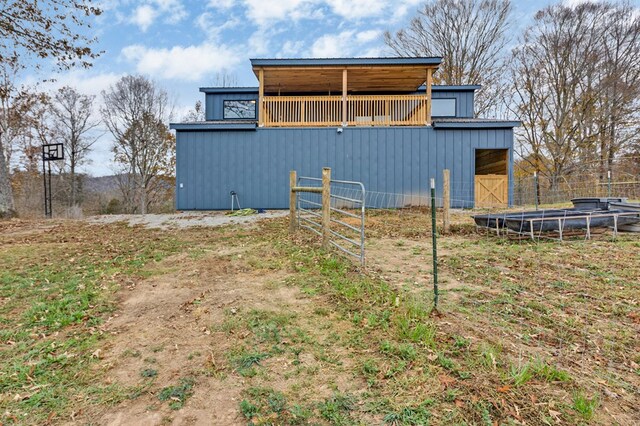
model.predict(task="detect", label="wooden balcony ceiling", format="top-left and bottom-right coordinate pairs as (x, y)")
top-left (251, 58), bottom-right (441, 93)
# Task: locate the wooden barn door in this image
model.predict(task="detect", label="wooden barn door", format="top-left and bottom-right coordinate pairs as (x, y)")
top-left (475, 149), bottom-right (508, 208)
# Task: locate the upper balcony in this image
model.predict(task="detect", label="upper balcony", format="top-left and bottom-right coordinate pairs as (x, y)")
top-left (251, 57), bottom-right (442, 128)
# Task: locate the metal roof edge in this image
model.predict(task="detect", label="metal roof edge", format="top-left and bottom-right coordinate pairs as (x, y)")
top-left (250, 57), bottom-right (443, 67)
top-left (170, 122), bottom-right (258, 131)
top-left (433, 120), bottom-right (521, 129)
top-left (199, 87), bottom-right (259, 93)
top-left (419, 84), bottom-right (482, 92)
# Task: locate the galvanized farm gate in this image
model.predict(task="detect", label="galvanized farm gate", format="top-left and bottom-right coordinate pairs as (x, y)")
top-left (289, 168), bottom-right (365, 267)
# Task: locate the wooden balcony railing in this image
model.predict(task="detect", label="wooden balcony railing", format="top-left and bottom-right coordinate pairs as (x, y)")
top-left (262, 95), bottom-right (429, 127)
top-left (346, 95), bottom-right (427, 126)
top-left (263, 96), bottom-right (342, 127)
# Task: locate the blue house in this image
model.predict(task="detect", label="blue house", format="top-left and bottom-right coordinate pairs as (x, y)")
top-left (170, 57), bottom-right (519, 210)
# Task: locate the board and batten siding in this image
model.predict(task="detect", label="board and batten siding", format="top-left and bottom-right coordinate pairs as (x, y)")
top-left (431, 91), bottom-right (474, 118)
top-left (175, 127), bottom-right (514, 210)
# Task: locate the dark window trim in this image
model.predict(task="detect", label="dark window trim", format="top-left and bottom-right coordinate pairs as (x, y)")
top-left (223, 99), bottom-right (257, 120)
top-left (431, 97), bottom-right (457, 118)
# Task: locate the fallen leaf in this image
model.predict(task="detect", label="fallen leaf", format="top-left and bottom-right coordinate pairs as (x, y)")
top-left (497, 385), bottom-right (511, 393)
top-left (438, 374), bottom-right (456, 388)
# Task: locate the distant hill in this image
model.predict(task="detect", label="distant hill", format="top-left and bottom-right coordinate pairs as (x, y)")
top-left (83, 175), bottom-right (121, 194)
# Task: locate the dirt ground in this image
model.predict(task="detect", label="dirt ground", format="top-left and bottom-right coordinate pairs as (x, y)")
top-left (1, 210), bottom-right (638, 425)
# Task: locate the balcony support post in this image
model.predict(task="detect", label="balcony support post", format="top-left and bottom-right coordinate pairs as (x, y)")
top-left (342, 69), bottom-right (347, 127)
top-left (426, 68), bottom-right (432, 126)
top-left (258, 68), bottom-right (265, 127)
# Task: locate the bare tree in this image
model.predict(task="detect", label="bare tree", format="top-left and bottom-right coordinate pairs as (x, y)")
top-left (183, 100), bottom-right (206, 122)
top-left (0, 0), bottom-right (101, 218)
top-left (0, 63), bottom-right (41, 217)
top-left (592, 2), bottom-right (640, 180)
top-left (101, 75), bottom-right (175, 214)
top-left (50, 86), bottom-right (101, 206)
top-left (384, 0), bottom-right (512, 117)
top-left (512, 1), bottom-right (640, 189)
top-left (0, 0), bottom-right (102, 70)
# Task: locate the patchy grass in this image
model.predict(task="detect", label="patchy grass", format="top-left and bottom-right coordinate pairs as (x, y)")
top-left (0, 221), bottom-right (182, 424)
top-left (0, 209), bottom-right (638, 425)
top-left (157, 377), bottom-right (195, 410)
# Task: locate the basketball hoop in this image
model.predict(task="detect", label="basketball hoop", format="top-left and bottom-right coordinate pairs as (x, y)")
top-left (42, 143), bottom-right (64, 218)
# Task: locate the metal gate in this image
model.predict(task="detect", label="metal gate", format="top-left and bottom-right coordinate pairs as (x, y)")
top-left (294, 170), bottom-right (366, 267)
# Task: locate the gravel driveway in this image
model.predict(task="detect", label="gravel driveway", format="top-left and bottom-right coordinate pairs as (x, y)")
top-left (87, 210), bottom-right (288, 229)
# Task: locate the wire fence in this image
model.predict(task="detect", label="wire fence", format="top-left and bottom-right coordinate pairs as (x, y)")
top-left (327, 173), bottom-right (640, 211)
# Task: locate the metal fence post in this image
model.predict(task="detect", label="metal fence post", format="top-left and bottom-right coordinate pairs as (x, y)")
top-left (322, 167), bottom-right (331, 247)
top-left (290, 170), bottom-right (297, 233)
top-left (534, 171), bottom-right (539, 210)
top-left (607, 170), bottom-right (612, 197)
top-left (430, 178), bottom-right (439, 309)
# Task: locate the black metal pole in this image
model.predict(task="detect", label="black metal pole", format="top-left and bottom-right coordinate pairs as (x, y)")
top-left (430, 178), bottom-right (438, 309)
top-left (47, 160), bottom-right (52, 218)
top-left (42, 151), bottom-right (48, 218)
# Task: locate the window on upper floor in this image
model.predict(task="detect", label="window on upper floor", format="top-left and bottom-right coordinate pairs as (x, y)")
top-left (432, 98), bottom-right (456, 117)
top-left (223, 100), bottom-right (257, 119)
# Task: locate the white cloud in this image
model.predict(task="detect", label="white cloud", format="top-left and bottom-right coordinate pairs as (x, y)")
top-left (155, 0), bottom-right (188, 23)
top-left (131, 4), bottom-right (157, 32)
top-left (129, 0), bottom-right (187, 31)
top-left (208, 0), bottom-right (235, 9)
top-left (356, 29), bottom-right (380, 43)
top-left (242, 0), bottom-right (318, 27)
top-left (121, 43), bottom-right (242, 81)
top-left (310, 30), bottom-right (355, 57)
top-left (325, 0), bottom-right (387, 19)
top-left (278, 40), bottom-right (305, 57)
top-left (196, 11), bottom-right (241, 40)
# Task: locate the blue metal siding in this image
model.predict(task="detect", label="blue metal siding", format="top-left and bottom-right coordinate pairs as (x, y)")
top-left (205, 93), bottom-right (259, 121)
top-left (175, 127), bottom-right (514, 210)
top-left (431, 91), bottom-right (474, 118)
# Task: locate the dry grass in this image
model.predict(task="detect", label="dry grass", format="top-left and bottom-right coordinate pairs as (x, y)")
top-left (0, 210), bottom-right (638, 425)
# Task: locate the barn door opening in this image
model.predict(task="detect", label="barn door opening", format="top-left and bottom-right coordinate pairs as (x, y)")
top-left (474, 149), bottom-right (508, 208)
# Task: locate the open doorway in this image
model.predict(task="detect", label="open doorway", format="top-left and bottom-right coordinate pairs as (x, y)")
top-left (474, 149), bottom-right (508, 207)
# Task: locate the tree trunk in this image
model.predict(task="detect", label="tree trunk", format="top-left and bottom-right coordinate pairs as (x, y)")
top-left (70, 156), bottom-right (77, 207)
top-left (0, 139), bottom-right (16, 218)
top-left (139, 174), bottom-right (147, 215)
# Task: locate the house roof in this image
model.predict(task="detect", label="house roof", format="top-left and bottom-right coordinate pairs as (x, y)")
top-left (418, 84), bottom-right (482, 92)
top-left (170, 121), bottom-right (257, 131)
top-left (250, 57), bottom-right (443, 67)
top-left (198, 85), bottom-right (480, 95)
top-left (250, 57), bottom-right (442, 93)
top-left (199, 87), bottom-right (258, 94)
top-left (432, 118), bottom-right (520, 129)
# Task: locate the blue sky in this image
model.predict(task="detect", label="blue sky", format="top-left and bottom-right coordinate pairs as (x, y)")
top-left (24, 0), bottom-right (628, 176)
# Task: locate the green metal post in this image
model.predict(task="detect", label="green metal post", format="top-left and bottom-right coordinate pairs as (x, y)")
top-left (607, 170), bottom-right (611, 197)
top-left (430, 178), bottom-right (438, 308)
top-left (534, 171), bottom-right (539, 211)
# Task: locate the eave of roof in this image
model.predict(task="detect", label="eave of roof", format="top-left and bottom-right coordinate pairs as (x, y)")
top-left (199, 87), bottom-right (258, 94)
top-left (170, 121), bottom-right (257, 131)
top-left (433, 119), bottom-right (520, 129)
top-left (250, 57), bottom-right (443, 67)
top-left (197, 85), bottom-right (481, 94)
top-left (421, 84), bottom-right (482, 92)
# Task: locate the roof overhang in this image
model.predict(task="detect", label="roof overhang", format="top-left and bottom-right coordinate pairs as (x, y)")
top-left (199, 87), bottom-right (259, 94)
top-left (170, 122), bottom-right (257, 131)
top-left (251, 57), bottom-right (442, 93)
top-left (433, 119), bottom-right (521, 129)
